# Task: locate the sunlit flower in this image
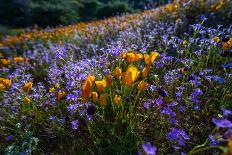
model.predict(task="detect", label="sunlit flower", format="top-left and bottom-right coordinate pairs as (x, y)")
top-left (57, 91), bottom-right (66, 102)
top-left (180, 67), bottom-right (190, 75)
top-left (82, 75), bottom-right (95, 98)
top-left (228, 138), bottom-right (232, 154)
top-left (91, 92), bottom-right (98, 102)
top-left (114, 67), bottom-right (122, 77)
top-left (0, 78), bottom-right (11, 88)
top-left (142, 66), bottom-right (150, 78)
top-left (49, 87), bottom-right (55, 93)
top-left (100, 93), bottom-right (107, 107)
top-left (0, 59), bottom-right (11, 65)
top-left (24, 96), bottom-right (31, 104)
top-left (144, 52), bottom-right (159, 66)
top-left (95, 80), bottom-right (107, 92)
top-left (213, 36), bottom-right (220, 43)
top-left (122, 65), bottom-right (140, 85)
top-left (22, 82), bottom-right (33, 92)
top-left (222, 37), bottom-right (232, 50)
top-left (182, 40), bottom-right (188, 46)
top-left (106, 75), bottom-right (113, 86)
top-left (113, 95), bottom-right (122, 105)
top-left (126, 52), bottom-right (143, 63)
top-left (137, 81), bottom-right (149, 91)
top-left (14, 57), bottom-right (24, 63)
top-left (0, 83), bottom-right (5, 92)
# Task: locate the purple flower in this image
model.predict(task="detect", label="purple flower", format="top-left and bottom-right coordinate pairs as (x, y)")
top-left (221, 61), bottom-right (232, 68)
top-left (5, 134), bottom-right (13, 141)
top-left (212, 118), bottom-right (232, 128)
top-left (170, 118), bottom-right (178, 125)
top-left (49, 116), bottom-right (56, 122)
top-left (167, 128), bottom-right (190, 146)
top-left (142, 142), bottom-right (157, 155)
top-left (205, 75), bottom-right (225, 84)
top-left (209, 135), bottom-right (219, 145)
top-left (221, 108), bottom-right (232, 116)
top-left (155, 97), bottom-right (164, 106)
top-left (161, 107), bottom-right (176, 117)
top-left (67, 104), bottom-right (79, 115)
top-left (144, 101), bottom-right (151, 110)
top-left (71, 120), bottom-right (79, 130)
top-left (179, 105), bottom-right (186, 112)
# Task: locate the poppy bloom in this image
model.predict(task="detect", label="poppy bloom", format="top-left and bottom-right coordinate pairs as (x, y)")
top-left (144, 52), bottom-right (159, 66)
top-left (137, 81), bottom-right (149, 91)
top-left (228, 138), bottom-right (232, 154)
top-left (0, 83), bottom-right (5, 92)
top-left (122, 65), bottom-right (140, 85)
top-left (114, 67), bottom-right (122, 77)
top-left (91, 92), bottom-right (98, 102)
top-left (182, 40), bottom-right (188, 46)
top-left (100, 93), bottom-right (108, 107)
top-left (222, 37), bottom-right (232, 50)
top-left (213, 36), bottom-right (220, 43)
top-left (22, 82), bottom-right (33, 92)
top-left (14, 57), bottom-right (24, 63)
top-left (57, 91), bottom-right (66, 102)
top-left (180, 66), bottom-right (190, 74)
top-left (125, 52), bottom-right (143, 63)
top-left (0, 59), bottom-right (11, 65)
top-left (95, 80), bottom-right (107, 92)
top-left (142, 66), bottom-right (150, 78)
top-left (24, 96), bottom-right (31, 104)
top-left (106, 75), bottom-right (113, 86)
top-left (82, 75), bottom-right (95, 98)
top-left (113, 95), bottom-right (122, 105)
top-left (0, 78), bottom-right (11, 88)
top-left (49, 87), bottom-right (55, 93)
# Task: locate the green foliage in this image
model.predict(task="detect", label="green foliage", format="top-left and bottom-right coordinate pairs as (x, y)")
top-left (4, 127), bottom-right (39, 155)
top-left (96, 1), bottom-right (133, 19)
top-left (0, 0), bottom-right (170, 28)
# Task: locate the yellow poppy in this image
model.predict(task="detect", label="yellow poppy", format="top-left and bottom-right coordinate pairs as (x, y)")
top-left (22, 82), bottom-right (33, 92)
top-left (82, 75), bottom-right (95, 98)
top-left (213, 36), bottom-right (220, 43)
top-left (57, 91), bottom-right (66, 102)
top-left (113, 95), bottom-right (122, 105)
top-left (229, 138), bottom-right (232, 153)
top-left (182, 40), bottom-right (188, 46)
top-left (142, 66), bottom-right (150, 78)
top-left (95, 80), bottom-right (107, 92)
top-left (114, 67), bottom-right (122, 77)
top-left (14, 57), bottom-right (24, 63)
top-left (100, 93), bottom-right (108, 107)
top-left (0, 78), bottom-right (11, 88)
top-left (0, 83), bottom-right (5, 92)
top-left (122, 65), bottom-right (140, 85)
top-left (106, 75), bottom-right (113, 86)
top-left (126, 52), bottom-right (143, 63)
top-left (137, 81), bottom-right (149, 91)
top-left (24, 96), bottom-right (31, 104)
top-left (49, 87), bottom-right (55, 93)
top-left (0, 59), bottom-right (11, 65)
top-left (222, 38), bottom-right (232, 50)
top-left (91, 92), bottom-right (98, 102)
top-left (144, 51), bottom-right (159, 65)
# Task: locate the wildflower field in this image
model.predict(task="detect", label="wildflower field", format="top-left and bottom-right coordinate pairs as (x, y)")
top-left (0, 0), bottom-right (232, 154)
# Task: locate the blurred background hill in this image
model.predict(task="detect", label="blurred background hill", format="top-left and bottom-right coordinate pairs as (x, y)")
top-left (0, 0), bottom-right (171, 29)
